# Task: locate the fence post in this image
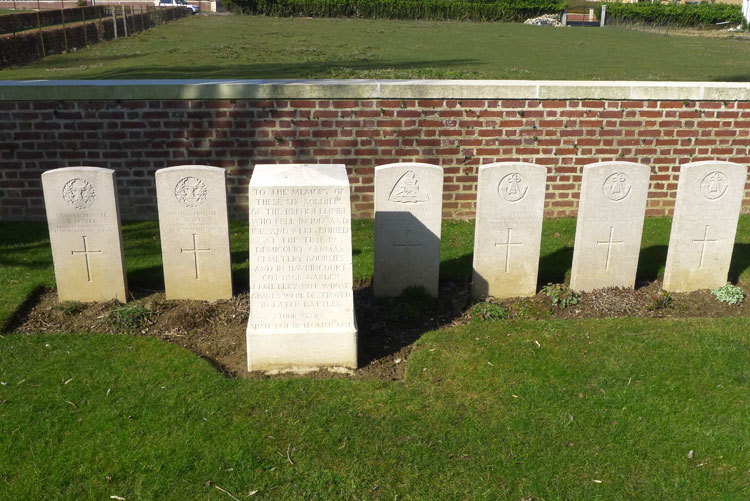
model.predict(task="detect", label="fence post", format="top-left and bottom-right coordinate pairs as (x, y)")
top-left (82, 7), bottom-right (88, 46)
top-left (121, 5), bottom-right (128, 37)
top-left (61, 7), bottom-right (69, 52)
top-left (112, 6), bottom-right (118, 39)
top-left (600, 4), bottom-right (606, 28)
top-left (36, 10), bottom-right (46, 58)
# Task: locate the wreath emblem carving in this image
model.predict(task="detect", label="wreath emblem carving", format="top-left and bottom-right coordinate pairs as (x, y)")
top-left (175, 177), bottom-right (207, 208)
top-left (62, 178), bottom-right (96, 209)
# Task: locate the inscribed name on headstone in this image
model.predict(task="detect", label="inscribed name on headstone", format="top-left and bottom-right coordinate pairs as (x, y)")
top-left (570, 161), bottom-right (650, 292)
top-left (41, 167), bottom-right (128, 302)
top-left (374, 163), bottom-right (443, 297)
top-left (246, 164), bottom-right (357, 371)
top-left (155, 165), bottom-right (232, 301)
top-left (663, 161), bottom-right (747, 292)
top-left (472, 162), bottom-right (547, 299)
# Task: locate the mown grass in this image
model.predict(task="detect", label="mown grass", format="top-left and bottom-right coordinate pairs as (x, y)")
top-left (1, 218), bottom-right (750, 498)
top-left (4, 14), bottom-right (750, 81)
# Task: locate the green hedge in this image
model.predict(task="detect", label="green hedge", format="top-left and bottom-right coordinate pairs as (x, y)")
top-left (599, 2), bottom-right (742, 28)
top-left (229, 0), bottom-right (565, 22)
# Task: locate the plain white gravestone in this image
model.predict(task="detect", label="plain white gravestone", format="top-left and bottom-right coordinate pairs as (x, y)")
top-left (41, 167), bottom-right (128, 303)
top-left (246, 164), bottom-right (357, 371)
top-left (472, 162), bottom-right (547, 299)
top-left (156, 165), bottom-right (233, 301)
top-left (663, 161), bottom-right (747, 292)
top-left (374, 163), bottom-right (443, 297)
top-left (570, 161), bottom-right (650, 292)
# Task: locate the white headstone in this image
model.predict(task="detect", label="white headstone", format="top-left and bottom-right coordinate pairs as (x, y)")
top-left (246, 164), bottom-right (357, 371)
top-left (374, 163), bottom-right (443, 297)
top-left (472, 162), bottom-right (547, 298)
top-left (155, 165), bottom-right (232, 301)
top-left (663, 161), bottom-right (747, 292)
top-left (570, 161), bottom-right (650, 292)
top-left (41, 167), bottom-right (128, 303)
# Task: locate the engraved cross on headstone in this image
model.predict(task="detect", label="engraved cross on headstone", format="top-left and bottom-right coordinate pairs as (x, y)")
top-left (71, 235), bottom-right (102, 282)
top-left (596, 226), bottom-right (624, 271)
top-left (494, 227), bottom-right (523, 273)
top-left (181, 233), bottom-right (211, 280)
top-left (692, 225), bottom-right (718, 269)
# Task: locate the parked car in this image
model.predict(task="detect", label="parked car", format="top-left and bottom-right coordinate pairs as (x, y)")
top-left (156, 0), bottom-right (200, 14)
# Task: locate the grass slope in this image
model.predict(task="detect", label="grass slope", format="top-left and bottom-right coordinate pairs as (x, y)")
top-left (1, 218), bottom-right (749, 498)
top-left (3, 15), bottom-right (750, 81)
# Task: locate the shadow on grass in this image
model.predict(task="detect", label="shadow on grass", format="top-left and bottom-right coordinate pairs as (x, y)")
top-left (357, 253), bottom-right (473, 368)
top-left (75, 58), bottom-right (478, 80)
top-left (636, 244), bottom-right (668, 285)
top-left (728, 243), bottom-right (750, 283)
top-left (1, 285), bottom-right (46, 332)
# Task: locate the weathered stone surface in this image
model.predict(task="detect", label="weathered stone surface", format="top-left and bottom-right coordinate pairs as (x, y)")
top-left (472, 162), bottom-right (547, 298)
top-left (155, 165), bottom-right (232, 301)
top-left (41, 167), bottom-right (127, 302)
top-left (374, 163), bottom-right (443, 297)
top-left (663, 161), bottom-right (747, 292)
top-left (246, 164), bottom-right (357, 371)
top-left (570, 161), bottom-right (650, 292)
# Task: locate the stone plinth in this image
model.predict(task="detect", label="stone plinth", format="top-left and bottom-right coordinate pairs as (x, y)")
top-left (374, 163), bottom-right (443, 297)
top-left (663, 161), bottom-right (747, 292)
top-left (246, 164), bottom-right (357, 371)
top-left (472, 162), bottom-right (547, 298)
top-left (570, 161), bottom-right (650, 292)
top-left (156, 165), bottom-right (232, 301)
top-left (41, 167), bottom-right (128, 303)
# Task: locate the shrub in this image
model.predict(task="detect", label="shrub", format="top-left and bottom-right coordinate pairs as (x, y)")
top-left (541, 283), bottom-right (579, 309)
top-left (599, 2), bottom-right (742, 28)
top-left (229, 0), bottom-right (565, 23)
top-left (711, 283), bottom-right (744, 305)
top-left (469, 300), bottom-right (508, 322)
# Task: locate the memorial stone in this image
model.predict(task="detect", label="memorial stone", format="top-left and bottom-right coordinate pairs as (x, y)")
top-left (246, 164), bottom-right (357, 371)
top-left (472, 162), bottom-right (547, 298)
top-left (374, 163), bottom-right (443, 297)
top-left (570, 161), bottom-right (650, 292)
top-left (663, 161), bottom-right (747, 292)
top-left (41, 167), bottom-right (128, 302)
top-left (156, 165), bottom-right (232, 301)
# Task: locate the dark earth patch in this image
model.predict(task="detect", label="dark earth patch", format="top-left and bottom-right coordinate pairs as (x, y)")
top-left (11, 280), bottom-right (750, 381)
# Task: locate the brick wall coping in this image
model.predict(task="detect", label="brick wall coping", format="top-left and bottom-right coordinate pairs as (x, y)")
top-left (3, 79), bottom-right (750, 101)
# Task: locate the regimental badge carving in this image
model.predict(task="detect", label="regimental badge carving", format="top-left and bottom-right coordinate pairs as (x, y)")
top-left (175, 176), bottom-right (207, 208)
top-left (498, 173), bottom-right (528, 203)
top-left (389, 171), bottom-right (430, 203)
top-left (700, 171), bottom-right (728, 200)
top-left (602, 172), bottom-right (632, 202)
top-left (62, 178), bottom-right (96, 209)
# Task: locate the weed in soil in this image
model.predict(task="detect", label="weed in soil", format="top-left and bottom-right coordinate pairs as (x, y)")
top-left (711, 283), bottom-right (745, 305)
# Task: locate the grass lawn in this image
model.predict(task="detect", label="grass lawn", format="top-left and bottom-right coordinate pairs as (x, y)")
top-left (1, 217), bottom-right (749, 498)
top-left (3, 14), bottom-right (750, 81)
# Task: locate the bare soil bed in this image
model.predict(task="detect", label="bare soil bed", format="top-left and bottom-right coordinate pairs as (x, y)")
top-left (11, 279), bottom-right (750, 381)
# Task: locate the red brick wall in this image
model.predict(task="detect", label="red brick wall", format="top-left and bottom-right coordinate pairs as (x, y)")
top-left (2, 97), bottom-right (749, 221)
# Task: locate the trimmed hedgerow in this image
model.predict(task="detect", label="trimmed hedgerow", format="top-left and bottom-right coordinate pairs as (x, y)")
top-left (599, 2), bottom-right (742, 28)
top-left (228, 0), bottom-right (565, 23)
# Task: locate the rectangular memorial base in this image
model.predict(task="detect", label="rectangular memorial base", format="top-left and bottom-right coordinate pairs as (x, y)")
top-left (246, 328), bottom-right (358, 371)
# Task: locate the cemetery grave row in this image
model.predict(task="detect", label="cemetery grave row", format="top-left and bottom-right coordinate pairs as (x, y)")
top-left (41, 159), bottom-right (747, 370)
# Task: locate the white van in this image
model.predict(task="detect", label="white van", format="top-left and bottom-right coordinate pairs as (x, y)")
top-left (156, 0), bottom-right (200, 14)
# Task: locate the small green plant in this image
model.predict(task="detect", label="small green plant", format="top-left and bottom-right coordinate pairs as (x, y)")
top-left (541, 283), bottom-right (579, 309)
top-left (109, 304), bottom-right (154, 331)
top-left (469, 300), bottom-right (507, 323)
top-left (711, 283), bottom-right (745, 305)
top-left (650, 289), bottom-right (673, 311)
top-left (53, 301), bottom-right (83, 316)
